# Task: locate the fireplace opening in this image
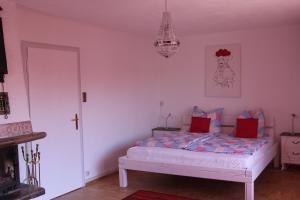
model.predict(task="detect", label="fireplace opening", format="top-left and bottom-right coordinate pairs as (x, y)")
top-left (0, 145), bottom-right (19, 196)
top-left (0, 121), bottom-right (46, 199)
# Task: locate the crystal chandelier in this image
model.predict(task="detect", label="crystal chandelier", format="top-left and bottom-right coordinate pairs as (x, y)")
top-left (154, 0), bottom-right (180, 58)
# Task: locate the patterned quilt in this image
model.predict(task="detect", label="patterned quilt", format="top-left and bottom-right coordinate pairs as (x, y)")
top-left (136, 132), bottom-right (211, 149)
top-left (136, 132), bottom-right (269, 155)
top-left (185, 133), bottom-right (269, 155)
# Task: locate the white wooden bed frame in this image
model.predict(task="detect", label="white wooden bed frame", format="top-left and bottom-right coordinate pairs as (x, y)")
top-left (118, 116), bottom-right (279, 200)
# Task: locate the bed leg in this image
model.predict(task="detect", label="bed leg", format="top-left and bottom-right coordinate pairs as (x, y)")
top-left (119, 168), bottom-right (128, 187)
top-left (273, 153), bottom-right (280, 168)
top-left (245, 182), bottom-right (254, 200)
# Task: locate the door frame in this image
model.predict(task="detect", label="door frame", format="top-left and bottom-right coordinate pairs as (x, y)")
top-left (21, 41), bottom-right (85, 187)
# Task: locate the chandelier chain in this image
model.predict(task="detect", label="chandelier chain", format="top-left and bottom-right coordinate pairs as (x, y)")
top-left (165, 0), bottom-right (167, 12)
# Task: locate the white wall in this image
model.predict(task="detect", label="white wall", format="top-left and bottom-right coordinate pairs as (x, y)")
top-left (157, 25), bottom-right (300, 135)
top-left (15, 6), bottom-right (160, 181)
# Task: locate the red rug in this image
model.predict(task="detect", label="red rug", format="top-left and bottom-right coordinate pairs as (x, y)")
top-left (122, 190), bottom-right (199, 200)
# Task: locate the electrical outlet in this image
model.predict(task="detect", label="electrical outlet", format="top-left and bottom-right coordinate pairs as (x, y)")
top-left (85, 171), bottom-right (90, 177)
top-left (160, 100), bottom-right (164, 107)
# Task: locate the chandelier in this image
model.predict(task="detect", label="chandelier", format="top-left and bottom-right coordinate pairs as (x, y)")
top-left (154, 0), bottom-right (180, 58)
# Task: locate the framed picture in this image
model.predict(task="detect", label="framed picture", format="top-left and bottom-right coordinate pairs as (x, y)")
top-left (205, 44), bottom-right (241, 97)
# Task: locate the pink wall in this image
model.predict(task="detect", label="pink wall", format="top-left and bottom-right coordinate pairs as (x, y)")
top-left (157, 25), bottom-right (300, 135)
top-left (16, 6), bottom-right (160, 181)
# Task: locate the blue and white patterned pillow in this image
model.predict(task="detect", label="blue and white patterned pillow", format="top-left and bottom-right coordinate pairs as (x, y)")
top-left (192, 106), bottom-right (224, 133)
top-left (253, 109), bottom-right (265, 138)
top-left (238, 110), bottom-right (252, 119)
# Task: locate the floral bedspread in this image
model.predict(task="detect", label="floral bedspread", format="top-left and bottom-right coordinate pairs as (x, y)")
top-left (136, 132), bottom-right (211, 149)
top-left (185, 133), bottom-right (269, 155)
top-left (136, 132), bottom-right (269, 155)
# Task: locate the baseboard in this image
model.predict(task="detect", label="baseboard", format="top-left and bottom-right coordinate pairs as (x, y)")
top-left (85, 167), bottom-right (118, 184)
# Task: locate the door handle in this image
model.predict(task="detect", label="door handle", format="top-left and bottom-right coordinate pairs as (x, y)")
top-left (71, 113), bottom-right (79, 130)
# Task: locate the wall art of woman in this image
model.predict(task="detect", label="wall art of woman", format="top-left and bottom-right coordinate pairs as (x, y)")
top-left (213, 49), bottom-right (235, 88)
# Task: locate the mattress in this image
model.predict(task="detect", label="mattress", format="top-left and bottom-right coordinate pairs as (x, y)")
top-left (127, 135), bottom-right (274, 170)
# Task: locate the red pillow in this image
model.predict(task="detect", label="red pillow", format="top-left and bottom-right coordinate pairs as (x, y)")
top-left (236, 118), bottom-right (258, 138)
top-left (190, 117), bottom-right (211, 133)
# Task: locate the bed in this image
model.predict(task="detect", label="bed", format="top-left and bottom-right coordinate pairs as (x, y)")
top-left (118, 115), bottom-right (279, 200)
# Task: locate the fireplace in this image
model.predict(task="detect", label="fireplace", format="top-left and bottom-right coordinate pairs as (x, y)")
top-left (0, 145), bottom-right (19, 195)
top-left (0, 121), bottom-right (46, 199)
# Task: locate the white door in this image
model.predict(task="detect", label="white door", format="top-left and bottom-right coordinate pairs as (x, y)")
top-left (25, 45), bottom-right (84, 199)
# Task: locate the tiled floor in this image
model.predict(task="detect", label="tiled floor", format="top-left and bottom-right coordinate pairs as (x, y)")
top-left (55, 166), bottom-right (300, 200)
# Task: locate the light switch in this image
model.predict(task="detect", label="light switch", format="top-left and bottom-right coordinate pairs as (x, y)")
top-left (82, 92), bottom-right (87, 102)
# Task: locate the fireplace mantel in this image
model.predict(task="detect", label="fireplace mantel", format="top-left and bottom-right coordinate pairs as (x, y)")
top-left (0, 121), bottom-right (47, 148)
top-left (0, 132), bottom-right (46, 148)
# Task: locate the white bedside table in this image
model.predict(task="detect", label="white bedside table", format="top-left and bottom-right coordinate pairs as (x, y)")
top-left (281, 132), bottom-right (300, 170)
top-left (151, 127), bottom-right (181, 137)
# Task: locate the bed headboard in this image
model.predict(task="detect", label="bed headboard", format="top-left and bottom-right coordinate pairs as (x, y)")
top-left (182, 113), bottom-right (276, 137)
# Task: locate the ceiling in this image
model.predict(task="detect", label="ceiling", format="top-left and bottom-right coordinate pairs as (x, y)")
top-left (14, 0), bottom-right (300, 37)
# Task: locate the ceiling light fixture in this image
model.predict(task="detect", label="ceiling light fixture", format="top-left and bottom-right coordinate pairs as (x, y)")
top-left (154, 0), bottom-right (180, 58)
